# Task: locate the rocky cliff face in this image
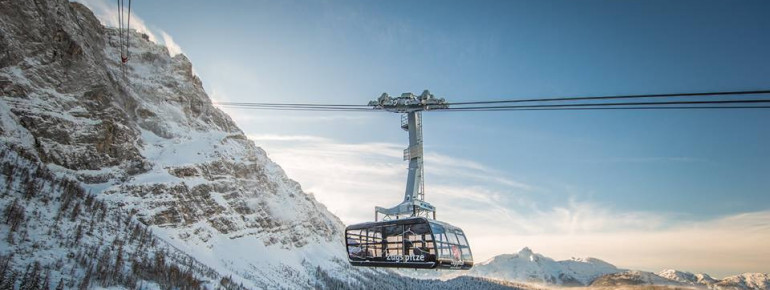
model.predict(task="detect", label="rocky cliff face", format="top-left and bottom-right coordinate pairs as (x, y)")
top-left (0, 0), bottom-right (344, 288)
top-left (1, 0), bottom-right (341, 246)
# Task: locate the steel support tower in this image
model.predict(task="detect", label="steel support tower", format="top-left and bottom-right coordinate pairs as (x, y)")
top-left (368, 90), bottom-right (448, 221)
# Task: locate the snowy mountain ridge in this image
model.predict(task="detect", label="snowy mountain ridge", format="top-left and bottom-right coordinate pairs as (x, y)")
top-left (460, 247), bottom-right (622, 286)
top-left (0, 0), bottom-right (349, 287)
top-left (657, 269), bottom-right (718, 285)
top-left (451, 247), bottom-right (770, 289)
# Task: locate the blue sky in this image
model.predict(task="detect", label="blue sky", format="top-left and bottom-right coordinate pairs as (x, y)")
top-left (81, 0), bottom-right (770, 277)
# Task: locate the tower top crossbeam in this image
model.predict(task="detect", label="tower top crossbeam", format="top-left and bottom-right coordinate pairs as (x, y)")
top-left (369, 90), bottom-right (449, 113)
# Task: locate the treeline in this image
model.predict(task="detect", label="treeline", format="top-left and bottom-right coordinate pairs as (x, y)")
top-left (0, 143), bottom-right (217, 289)
top-left (312, 264), bottom-right (529, 290)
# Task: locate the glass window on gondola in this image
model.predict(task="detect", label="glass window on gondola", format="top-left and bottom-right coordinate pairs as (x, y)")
top-left (438, 234), bottom-right (449, 260)
top-left (456, 231), bottom-right (472, 261)
top-left (347, 229), bottom-right (365, 259)
top-left (403, 223), bottom-right (434, 259)
top-left (366, 229), bottom-right (382, 258)
top-left (347, 228), bottom-right (383, 259)
top-left (383, 224), bottom-right (403, 258)
top-left (429, 223), bottom-right (451, 261)
top-left (445, 230), bottom-right (463, 261)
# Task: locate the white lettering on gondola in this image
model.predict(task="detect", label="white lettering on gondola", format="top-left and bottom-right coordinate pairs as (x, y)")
top-left (386, 254), bottom-right (426, 262)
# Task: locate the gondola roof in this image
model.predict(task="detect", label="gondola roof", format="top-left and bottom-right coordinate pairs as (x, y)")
top-left (346, 217), bottom-right (462, 231)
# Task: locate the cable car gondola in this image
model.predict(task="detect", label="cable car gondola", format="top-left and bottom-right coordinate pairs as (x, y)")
top-left (346, 217), bottom-right (472, 269)
top-left (344, 91), bottom-right (473, 270)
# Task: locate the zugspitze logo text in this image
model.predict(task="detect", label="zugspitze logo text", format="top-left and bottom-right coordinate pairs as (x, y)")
top-left (386, 254), bottom-right (425, 262)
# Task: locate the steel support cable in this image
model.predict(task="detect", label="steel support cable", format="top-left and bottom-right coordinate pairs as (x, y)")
top-left (117, 0), bottom-right (123, 60)
top-left (218, 107), bottom-right (376, 111)
top-left (216, 104), bottom-right (770, 112)
top-left (215, 104), bottom-right (374, 110)
top-left (444, 99), bottom-right (770, 111)
top-left (435, 106), bottom-right (770, 112)
top-left (214, 106), bottom-right (381, 112)
top-left (216, 102), bottom-right (770, 112)
top-left (214, 90), bottom-right (770, 110)
top-left (212, 92), bottom-right (770, 112)
top-left (446, 89), bottom-right (770, 106)
top-left (126, 0), bottom-right (131, 63)
top-left (116, 0), bottom-right (131, 63)
top-left (215, 102), bottom-right (369, 107)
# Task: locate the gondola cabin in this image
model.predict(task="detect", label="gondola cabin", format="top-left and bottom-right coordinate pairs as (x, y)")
top-left (345, 217), bottom-right (473, 270)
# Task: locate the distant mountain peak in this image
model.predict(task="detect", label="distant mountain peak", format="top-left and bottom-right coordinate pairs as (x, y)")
top-left (518, 246), bottom-right (534, 255)
top-left (468, 247), bottom-right (621, 286)
top-left (465, 247), bottom-right (770, 289)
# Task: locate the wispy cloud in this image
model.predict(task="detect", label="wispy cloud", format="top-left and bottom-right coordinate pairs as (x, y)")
top-left (249, 134), bottom-right (330, 142)
top-left (160, 31), bottom-right (183, 56)
top-left (581, 156), bottom-right (706, 164)
top-left (426, 152), bottom-right (534, 191)
top-left (492, 211), bottom-right (770, 278)
top-left (75, 0), bottom-right (184, 56)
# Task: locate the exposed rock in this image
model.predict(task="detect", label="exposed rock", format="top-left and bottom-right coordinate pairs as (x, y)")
top-left (590, 270), bottom-right (685, 287)
top-left (0, 0), bottom-right (345, 287)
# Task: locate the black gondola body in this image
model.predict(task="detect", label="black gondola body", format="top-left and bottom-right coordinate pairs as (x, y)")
top-left (345, 217), bottom-right (473, 270)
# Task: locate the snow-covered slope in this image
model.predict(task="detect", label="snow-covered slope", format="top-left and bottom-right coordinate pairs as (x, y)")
top-left (0, 143), bottom-right (220, 288)
top-left (591, 270), bottom-right (770, 290)
top-left (590, 269), bottom-right (770, 290)
top-left (657, 269), bottom-right (717, 286)
top-left (447, 248), bottom-right (770, 290)
top-left (465, 247), bottom-right (622, 286)
top-left (590, 270), bottom-right (685, 288)
top-left (715, 273), bottom-right (770, 290)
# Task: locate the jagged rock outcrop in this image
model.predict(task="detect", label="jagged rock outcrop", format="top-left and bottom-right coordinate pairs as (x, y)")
top-left (0, 0), bottom-right (341, 287)
top-left (1, 0), bottom-right (341, 243)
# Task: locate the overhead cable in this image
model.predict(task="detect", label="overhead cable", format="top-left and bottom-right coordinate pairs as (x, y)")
top-left (447, 89), bottom-right (770, 106)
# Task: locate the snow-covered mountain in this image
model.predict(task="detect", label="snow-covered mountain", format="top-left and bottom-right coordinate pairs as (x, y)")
top-left (463, 247), bottom-right (622, 286)
top-left (658, 269), bottom-right (718, 286)
top-left (590, 270), bottom-right (685, 288)
top-left (591, 270), bottom-right (770, 290)
top-left (0, 0), bottom-right (344, 287)
top-left (456, 248), bottom-right (770, 290)
top-left (716, 273), bottom-right (770, 290)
